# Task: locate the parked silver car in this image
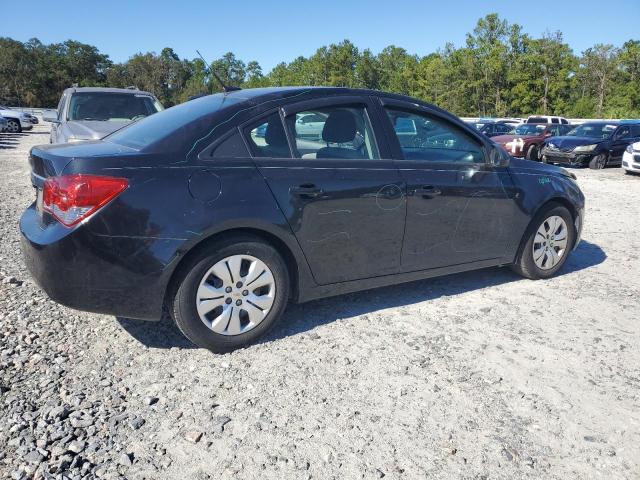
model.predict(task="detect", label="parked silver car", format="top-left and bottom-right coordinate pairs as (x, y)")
top-left (43, 87), bottom-right (163, 143)
top-left (0, 105), bottom-right (34, 133)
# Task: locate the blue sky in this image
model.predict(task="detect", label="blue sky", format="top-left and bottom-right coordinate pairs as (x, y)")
top-left (3, 0), bottom-right (638, 71)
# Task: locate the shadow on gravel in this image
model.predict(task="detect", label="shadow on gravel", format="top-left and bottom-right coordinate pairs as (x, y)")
top-left (0, 134), bottom-right (19, 149)
top-left (115, 240), bottom-right (605, 350)
top-left (116, 316), bottom-right (197, 349)
top-left (262, 239), bottom-right (607, 344)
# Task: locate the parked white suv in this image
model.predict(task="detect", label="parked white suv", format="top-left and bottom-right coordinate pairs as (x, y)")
top-left (622, 141), bottom-right (640, 175)
top-left (0, 105), bottom-right (34, 133)
top-left (526, 115), bottom-right (569, 125)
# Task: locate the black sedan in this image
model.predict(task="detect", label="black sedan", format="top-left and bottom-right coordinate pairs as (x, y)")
top-left (540, 121), bottom-right (640, 169)
top-left (21, 87), bottom-right (585, 352)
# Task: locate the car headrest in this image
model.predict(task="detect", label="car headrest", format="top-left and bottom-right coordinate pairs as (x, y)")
top-left (265, 121), bottom-right (288, 147)
top-left (322, 110), bottom-right (356, 143)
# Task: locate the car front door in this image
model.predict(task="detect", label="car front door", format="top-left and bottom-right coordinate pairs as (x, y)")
top-left (245, 97), bottom-right (406, 285)
top-left (610, 125), bottom-right (640, 163)
top-left (379, 99), bottom-right (518, 272)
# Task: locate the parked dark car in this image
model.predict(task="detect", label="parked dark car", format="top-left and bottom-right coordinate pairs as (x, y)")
top-left (467, 120), bottom-right (517, 138)
top-left (21, 87), bottom-right (585, 352)
top-left (540, 121), bottom-right (640, 169)
top-left (492, 123), bottom-right (574, 160)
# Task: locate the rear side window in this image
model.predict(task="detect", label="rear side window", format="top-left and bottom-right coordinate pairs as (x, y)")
top-left (527, 117), bottom-right (546, 124)
top-left (286, 105), bottom-right (379, 160)
top-left (551, 118), bottom-right (559, 124)
top-left (385, 107), bottom-right (484, 163)
top-left (243, 112), bottom-right (291, 158)
top-left (211, 131), bottom-right (250, 158)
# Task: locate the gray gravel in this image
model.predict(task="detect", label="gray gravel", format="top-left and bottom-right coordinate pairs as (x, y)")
top-left (1, 125), bottom-right (639, 479)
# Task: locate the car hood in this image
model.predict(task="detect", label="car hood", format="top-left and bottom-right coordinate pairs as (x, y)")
top-left (508, 156), bottom-right (576, 180)
top-left (492, 134), bottom-right (540, 144)
top-left (545, 136), bottom-right (604, 150)
top-left (67, 120), bottom-right (131, 140)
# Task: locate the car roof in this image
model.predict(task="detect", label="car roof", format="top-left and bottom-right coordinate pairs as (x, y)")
top-left (63, 86), bottom-right (157, 96)
top-left (185, 86), bottom-right (458, 120)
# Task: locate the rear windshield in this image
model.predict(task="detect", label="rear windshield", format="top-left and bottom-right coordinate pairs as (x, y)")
top-left (68, 93), bottom-right (162, 122)
top-left (105, 94), bottom-right (245, 152)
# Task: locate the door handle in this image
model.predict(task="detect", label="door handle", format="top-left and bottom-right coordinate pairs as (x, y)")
top-left (290, 184), bottom-right (324, 198)
top-left (412, 185), bottom-right (442, 197)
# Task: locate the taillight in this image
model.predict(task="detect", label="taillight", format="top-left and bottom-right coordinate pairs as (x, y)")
top-left (42, 174), bottom-right (128, 227)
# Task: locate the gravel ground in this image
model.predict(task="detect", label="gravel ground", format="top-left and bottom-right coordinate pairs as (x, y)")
top-left (1, 124), bottom-right (639, 480)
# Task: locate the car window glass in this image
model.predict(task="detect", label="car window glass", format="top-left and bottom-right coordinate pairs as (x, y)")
top-left (631, 125), bottom-right (640, 137)
top-left (244, 112), bottom-right (291, 158)
top-left (286, 105), bottom-right (379, 160)
top-left (385, 107), bottom-right (483, 163)
top-left (211, 131), bottom-right (250, 158)
top-left (56, 95), bottom-right (66, 120)
top-left (551, 118), bottom-right (559, 124)
top-left (497, 124), bottom-right (511, 133)
top-left (616, 127), bottom-right (631, 139)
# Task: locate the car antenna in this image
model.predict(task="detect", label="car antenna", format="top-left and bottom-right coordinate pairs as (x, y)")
top-left (196, 50), bottom-right (242, 93)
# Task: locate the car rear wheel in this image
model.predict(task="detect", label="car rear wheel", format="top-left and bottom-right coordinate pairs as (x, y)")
top-left (589, 154), bottom-right (607, 170)
top-left (511, 203), bottom-right (575, 280)
top-left (6, 119), bottom-right (21, 133)
top-left (171, 236), bottom-right (290, 352)
top-left (526, 145), bottom-right (539, 161)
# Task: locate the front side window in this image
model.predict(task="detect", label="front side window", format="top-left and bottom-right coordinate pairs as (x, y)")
top-left (244, 112), bottom-right (291, 158)
top-left (385, 107), bottom-right (483, 163)
top-left (286, 105), bottom-right (379, 160)
top-left (615, 126), bottom-right (631, 139)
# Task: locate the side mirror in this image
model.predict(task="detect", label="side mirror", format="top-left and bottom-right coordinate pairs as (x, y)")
top-left (42, 111), bottom-right (60, 123)
top-left (488, 145), bottom-right (510, 167)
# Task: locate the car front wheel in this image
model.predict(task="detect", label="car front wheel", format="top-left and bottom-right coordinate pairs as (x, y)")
top-left (589, 154), bottom-right (607, 169)
top-left (172, 235), bottom-right (290, 352)
top-left (512, 203), bottom-right (575, 279)
top-left (6, 119), bottom-right (21, 133)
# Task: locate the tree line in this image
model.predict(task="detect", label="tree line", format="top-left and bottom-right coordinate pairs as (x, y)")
top-left (1, 14), bottom-right (638, 118)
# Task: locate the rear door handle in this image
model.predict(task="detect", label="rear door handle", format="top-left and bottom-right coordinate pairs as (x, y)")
top-left (290, 184), bottom-right (324, 198)
top-left (412, 185), bottom-right (442, 197)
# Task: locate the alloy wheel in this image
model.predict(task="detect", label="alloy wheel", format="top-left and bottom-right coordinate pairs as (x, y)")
top-left (532, 215), bottom-right (569, 270)
top-left (7, 120), bottom-right (20, 133)
top-left (195, 254), bottom-right (276, 335)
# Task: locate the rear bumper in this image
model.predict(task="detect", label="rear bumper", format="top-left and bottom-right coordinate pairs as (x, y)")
top-left (20, 204), bottom-right (176, 320)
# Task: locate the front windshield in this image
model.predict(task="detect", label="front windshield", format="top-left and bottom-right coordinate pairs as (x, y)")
top-left (567, 123), bottom-right (617, 139)
top-left (509, 124), bottom-right (546, 135)
top-left (68, 93), bottom-right (162, 122)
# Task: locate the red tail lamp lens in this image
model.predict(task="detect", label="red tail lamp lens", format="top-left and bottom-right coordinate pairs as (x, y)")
top-left (42, 174), bottom-right (128, 227)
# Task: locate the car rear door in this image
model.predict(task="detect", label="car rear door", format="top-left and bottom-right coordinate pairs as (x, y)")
top-left (378, 99), bottom-right (517, 272)
top-left (245, 96), bottom-right (406, 285)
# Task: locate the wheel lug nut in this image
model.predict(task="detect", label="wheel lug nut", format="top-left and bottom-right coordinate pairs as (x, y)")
top-left (225, 286), bottom-right (232, 293)
top-left (242, 290), bottom-right (248, 296)
top-left (225, 298), bottom-right (232, 304)
top-left (236, 281), bottom-right (243, 288)
top-left (236, 299), bottom-right (242, 306)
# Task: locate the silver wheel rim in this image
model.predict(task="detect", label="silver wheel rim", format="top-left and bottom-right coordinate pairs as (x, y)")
top-left (7, 121), bottom-right (19, 133)
top-left (196, 254), bottom-right (275, 336)
top-left (532, 215), bottom-right (569, 270)
top-left (595, 155), bottom-right (605, 169)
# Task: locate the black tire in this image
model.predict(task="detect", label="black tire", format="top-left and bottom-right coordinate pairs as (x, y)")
top-left (589, 153), bottom-right (607, 170)
top-left (511, 203), bottom-right (575, 280)
top-left (171, 235), bottom-right (290, 353)
top-left (526, 144), bottom-right (539, 161)
top-left (6, 119), bottom-right (21, 133)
